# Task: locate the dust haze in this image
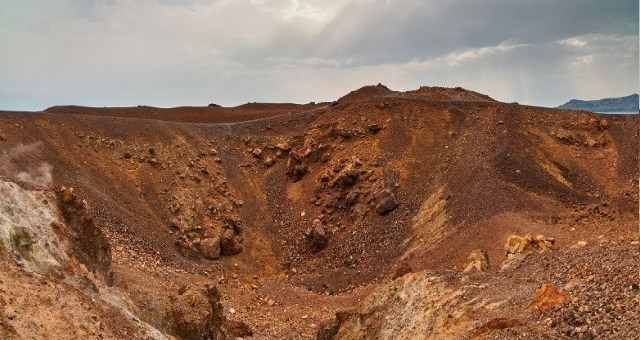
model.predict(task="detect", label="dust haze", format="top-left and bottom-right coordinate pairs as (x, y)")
top-left (0, 142), bottom-right (53, 187)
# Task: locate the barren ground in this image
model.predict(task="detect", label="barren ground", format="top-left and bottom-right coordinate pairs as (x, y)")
top-left (0, 85), bottom-right (638, 339)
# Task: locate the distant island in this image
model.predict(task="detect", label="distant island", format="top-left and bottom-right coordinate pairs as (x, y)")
top-left (557, 94), bottom-right (638, 113)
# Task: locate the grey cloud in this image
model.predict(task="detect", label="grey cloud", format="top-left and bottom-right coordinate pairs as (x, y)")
top-left (0, 0), bottom-right (637, 111)
top-left (266, 0), bottom-right (638, 66)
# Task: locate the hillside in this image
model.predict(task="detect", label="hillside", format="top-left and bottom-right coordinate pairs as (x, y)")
top-left (0, 85), bottom-right (638, 339)
top-left (557, 94), bottom-right (639, 113)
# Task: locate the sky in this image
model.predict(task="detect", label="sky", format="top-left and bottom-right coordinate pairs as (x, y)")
top-left (0, 0), bottom-right (638, 111)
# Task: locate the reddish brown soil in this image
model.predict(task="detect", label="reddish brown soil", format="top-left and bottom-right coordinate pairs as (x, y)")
top-left (0, 84), bottom-right (637, 339)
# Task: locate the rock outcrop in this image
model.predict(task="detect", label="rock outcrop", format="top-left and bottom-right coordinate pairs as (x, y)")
top-left (316, 272), bottom-right (472, 339)
top-left (170, 285), bottom-right (227, 340)
top-left (464, 249), bottom-right (489, 272)
top-left (504, 234), bottom-right (555, 257)
top-left (55, 186), bottom-right (113, 285)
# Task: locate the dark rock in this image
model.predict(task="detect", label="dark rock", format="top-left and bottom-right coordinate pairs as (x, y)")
top-left (374, 189), bottom-right (398, 215)
top-left (223, 216), bottom-right (242, 233)
top-left (332, 169), bottom-right (360, 188)
top-left (311, 224), bottom-right (328, 247)
top-left (285, 157), bottom-right (307, 181)
top-left (367, 124), bottom-right (383, 133)
top-left (344, 191), bottom-right (359, 206)
top-left (220, 229), bottom-right (242, 256)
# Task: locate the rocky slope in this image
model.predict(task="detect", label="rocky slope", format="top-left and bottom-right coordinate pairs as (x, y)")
top-left (0, 84), bottom-right (638, 339)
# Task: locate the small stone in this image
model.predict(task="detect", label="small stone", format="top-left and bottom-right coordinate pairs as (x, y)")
top-left (264, 157), bottom-right (275, 167)
top-left (546, 318), bottom-right (557, 327)
top-left (5, 310), bottom-right (16, 320)
top-left (575, 241), bottom-right (587, 248)
top-left (368, 124), bottom-right (383, 133)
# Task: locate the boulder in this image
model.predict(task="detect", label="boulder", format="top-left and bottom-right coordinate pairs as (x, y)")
top-left (311, 224), bottom-right (328, 247)
top-left (200, 237), bottom-right (221, 260)
top-left (307, 219), bottom-right (328, 248)
top-left (374, 189), bottom-right (398, 215)
top-left (285, 157), bottom-right (307, 181)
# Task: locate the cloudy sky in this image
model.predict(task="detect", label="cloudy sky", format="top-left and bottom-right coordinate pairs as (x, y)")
top-left (1, 0), bottom-right (638, 111)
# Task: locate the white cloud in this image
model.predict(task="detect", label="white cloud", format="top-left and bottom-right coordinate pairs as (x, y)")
top-left (559, 37), bottom-right (588, 47)
top-left (444, 43), bottom-right (529, 66)
top-left (570, 55), bottom-right (595, 67)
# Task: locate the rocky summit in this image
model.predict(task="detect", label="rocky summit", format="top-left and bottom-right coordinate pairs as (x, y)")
top-left (0, 84), bottom-right (638, 339)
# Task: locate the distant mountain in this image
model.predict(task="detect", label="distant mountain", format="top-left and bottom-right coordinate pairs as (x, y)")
top-left (557, 94), bottom-right (638, 113)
